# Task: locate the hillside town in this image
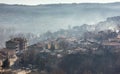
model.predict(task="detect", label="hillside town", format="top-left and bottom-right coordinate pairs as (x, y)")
top-left (0, 24), bottom-right (120, 74)
top-left (0, 16), bottom-right (120, 74)
top-left (1, 1), bottom-right (120, 74)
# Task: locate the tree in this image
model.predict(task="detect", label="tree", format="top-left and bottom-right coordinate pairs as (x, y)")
top-left (2, 58), bottom-right (10, 69)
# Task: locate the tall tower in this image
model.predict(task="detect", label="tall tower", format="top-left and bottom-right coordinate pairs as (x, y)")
top-left (6, 37), bottom-right (27, 51)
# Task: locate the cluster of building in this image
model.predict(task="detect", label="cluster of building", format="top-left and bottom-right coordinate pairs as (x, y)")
top-left (0, 37), bottom-right (28, 74)
top-left (1, 29), bottom-right (120, 74)
top-left (27, 30), bottom-right (120, 59)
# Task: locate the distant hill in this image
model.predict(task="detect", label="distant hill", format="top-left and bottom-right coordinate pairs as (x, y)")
top-left (96, 16), bottom-right (120, 31)
top-left (1, 3), bottom-right (120, 34)
top-left (40, 16), bottom-right (120, 40)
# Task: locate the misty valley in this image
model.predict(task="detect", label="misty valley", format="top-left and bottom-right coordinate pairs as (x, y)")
top-left (0, 3), bottom-right (120, 74)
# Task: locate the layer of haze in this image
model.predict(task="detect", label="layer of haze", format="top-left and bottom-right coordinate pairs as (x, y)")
top-left (1, 3), bottom-right (120, 34)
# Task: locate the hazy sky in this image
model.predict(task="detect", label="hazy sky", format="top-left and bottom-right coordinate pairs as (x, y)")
top-left (0, 0), bottom-right (120, 5)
